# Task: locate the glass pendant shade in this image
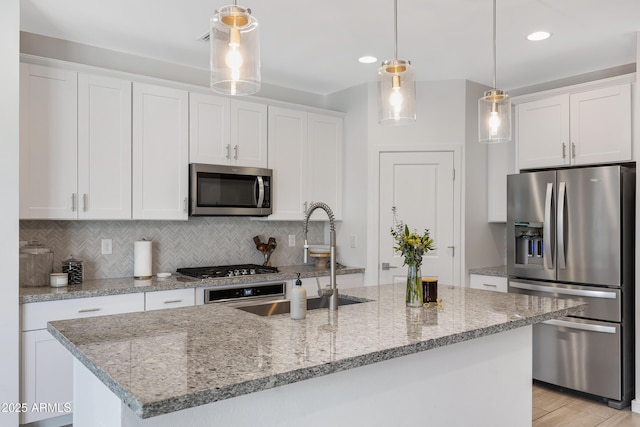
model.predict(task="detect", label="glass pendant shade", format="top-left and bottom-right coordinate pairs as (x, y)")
top-left (478, 89), bottom-right (511, 143)
top-left (210, 5), bottom-right (260, 96)
top-left (378, 59), bottom-right (416, 126)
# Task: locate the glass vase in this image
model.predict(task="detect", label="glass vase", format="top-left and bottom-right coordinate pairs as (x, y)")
top-left (406, 263), bottom-right (423, 307)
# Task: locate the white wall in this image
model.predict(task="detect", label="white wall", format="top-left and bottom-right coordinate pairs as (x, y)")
top-left (0, 0), bottom-right (20, 425)
top-left (325, 84), bottom-right (369, 270)
top-left (463, 81), bottom-right (507, 280)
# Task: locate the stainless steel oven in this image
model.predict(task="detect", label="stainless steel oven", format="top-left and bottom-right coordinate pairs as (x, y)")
top-left (203, 282), bottom-right (286, 306)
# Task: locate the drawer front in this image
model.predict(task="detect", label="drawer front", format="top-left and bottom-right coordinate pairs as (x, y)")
top-left (145, 288), bottom-right (195, 311)
top-left (470, 274), bottom-right (508, 293)
top-left (22, 293), bottom-right (145, 331)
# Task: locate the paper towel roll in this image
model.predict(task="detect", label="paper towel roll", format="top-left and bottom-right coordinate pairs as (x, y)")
top-left (134, 240), bottom-right (152, 279)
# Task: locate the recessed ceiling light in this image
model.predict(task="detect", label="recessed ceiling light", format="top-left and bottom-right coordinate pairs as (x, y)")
top-left (527, 31), bottom-right (551, 41)
top-left (358, 56), bottom-right (378, 64)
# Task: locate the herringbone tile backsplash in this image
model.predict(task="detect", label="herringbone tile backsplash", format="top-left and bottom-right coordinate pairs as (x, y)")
top-left (20, 218), bottom-right (324, 279)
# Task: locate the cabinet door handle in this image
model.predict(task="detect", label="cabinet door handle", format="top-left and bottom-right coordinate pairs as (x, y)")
top-left (234, 145), bottom-right (238, 160)
top-left (562, 143), bottom-right (566, 159)
top-left (78, 308), bottom-right (101, 313)
top-left (184, 197), bottom-right (188, 213)
top-left (226, 144), bottom-right (231, 159)
top-left (164, 299), bottom-right (183, 304)
top-left (83, 194), bottom-right (88, 212)
top-left (71, 193), bottom-right (77, 212)
top-left (571, 142), bottom-right (576, 159)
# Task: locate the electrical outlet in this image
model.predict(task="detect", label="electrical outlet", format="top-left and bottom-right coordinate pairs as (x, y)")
top-left (288, 235), bottom-right (296, 247)
top-left (350, 234), bottom-right (357, 248)
top-left (101, 238), bottom-right (112, 255)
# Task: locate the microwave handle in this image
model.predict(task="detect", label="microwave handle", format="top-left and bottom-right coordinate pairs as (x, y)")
top-left (255, 176), bottom-right (265, 208)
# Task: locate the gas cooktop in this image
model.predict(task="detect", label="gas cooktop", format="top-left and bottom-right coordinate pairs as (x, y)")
top-left (176, 264), bottom-right (279, 279)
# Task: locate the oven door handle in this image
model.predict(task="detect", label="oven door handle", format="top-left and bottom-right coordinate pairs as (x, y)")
top-left (509, 281), bottom-right (617, 299)
top-left (255, 176), bottom-right (265, 208)
top-left (542, 318), bottom-right (617, 334)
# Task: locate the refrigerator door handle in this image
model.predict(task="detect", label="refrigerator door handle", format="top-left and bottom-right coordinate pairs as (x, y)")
top-left (542, 318), bottom-right (617, 334)
top-left (557, 181), bottom-right (566, 270)
top-left (509, 281), bottom-right (617, 299)
top-left (543, 182), bottom-right (554, 270)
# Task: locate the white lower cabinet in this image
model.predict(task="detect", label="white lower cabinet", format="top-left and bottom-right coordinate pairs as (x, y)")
top-left (20, 293), bottom-right (145, 424)
top-left (469, 274), bottom-right (508, 293)
top-left (145, 288), bottom-right (195, 311)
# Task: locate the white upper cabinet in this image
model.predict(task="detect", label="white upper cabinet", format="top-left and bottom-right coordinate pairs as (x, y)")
top-left (517, 94), bottom-right (570, 170)
top-left (189, 93), bottom-right (267, 168)
top-left (307, 113), bottom-right (343, 220)
top-left (78, 73), bottom-right (132, 219)
top-left (267, 106), bottom-right (343, 221)
top-left (133, 83), bottom-right (189, 220)
top-left (267, 107), bottom-right (307, 220)
top-left (569, 84), bottom-right (631, 165)
top-left (20, 64), bottom-right (132, 220)
top-left (517, 83), bottom-right (632, 170)
top-left (487, 139), bottom-right (515, 223)
top-left (230, 99), bottom-right (268, 167)
top-left (20, 63), bottom-right (78, 219)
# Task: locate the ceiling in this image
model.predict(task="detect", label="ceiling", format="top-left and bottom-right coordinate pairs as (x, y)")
top-left (20, 0), bottom-right (640, 95)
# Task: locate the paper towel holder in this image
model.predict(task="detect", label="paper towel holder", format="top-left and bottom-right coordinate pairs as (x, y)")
top-left (134, 238), bottom-right (153, 280)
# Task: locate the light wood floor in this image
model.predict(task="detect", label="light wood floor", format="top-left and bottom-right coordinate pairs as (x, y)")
top-left (533, 383), bottom-right (640, 426)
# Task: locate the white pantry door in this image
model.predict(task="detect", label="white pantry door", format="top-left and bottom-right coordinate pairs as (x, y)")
top-left (379, 151), bottom-right (455, 285)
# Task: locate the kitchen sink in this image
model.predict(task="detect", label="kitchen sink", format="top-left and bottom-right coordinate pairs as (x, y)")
top-left (236, 296), bottom-right (366, 316)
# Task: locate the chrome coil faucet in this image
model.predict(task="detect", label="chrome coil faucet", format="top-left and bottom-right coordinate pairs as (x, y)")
top-left (303, 202), bottom-right (338, 311)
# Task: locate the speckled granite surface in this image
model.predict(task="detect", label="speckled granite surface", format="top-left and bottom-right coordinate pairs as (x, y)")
top-left (48, 283), bottom-right (586, 419)
top-left (20, 265), bottom-right (365, 303)
top-left (469, 265), bottom-right (508, 277)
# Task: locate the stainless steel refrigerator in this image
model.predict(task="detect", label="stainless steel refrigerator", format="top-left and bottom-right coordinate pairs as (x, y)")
top-left (507, 164), bottom-right (635, 409)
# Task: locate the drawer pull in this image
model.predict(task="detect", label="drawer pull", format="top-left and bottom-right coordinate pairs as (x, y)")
top-left (164, 299), bottom-right (183, 304)
top-left (78, 308), bottom-right (101, 313)
top-left (483, 283), bottom-right (497, 288)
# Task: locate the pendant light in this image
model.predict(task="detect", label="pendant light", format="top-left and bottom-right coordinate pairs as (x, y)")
top-left (478, 0), bottom-right (511, 143)
top-left (210, 1), bottom-right (260, 96)
top-left (378, 0), bottom-right (416, 126)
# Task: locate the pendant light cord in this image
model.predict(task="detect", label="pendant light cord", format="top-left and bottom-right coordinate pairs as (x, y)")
top-left (492, 0), bottom-right (497, 90)
top-left (394, 0), bottom-right (398, 59)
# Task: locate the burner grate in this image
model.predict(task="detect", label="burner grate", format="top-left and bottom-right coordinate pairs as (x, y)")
top-left (177, 264), bottom-right (278, 279)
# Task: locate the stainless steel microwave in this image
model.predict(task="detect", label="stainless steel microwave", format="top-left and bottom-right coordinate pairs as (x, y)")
top-left (189, 163), bottom-right (272, 216)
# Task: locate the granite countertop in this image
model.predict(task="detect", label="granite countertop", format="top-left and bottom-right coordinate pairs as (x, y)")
top-left (469, 265), bottom-right (508, 277)
top-left (19, 265), bottom-right (365, 304)
top-left (47, 283), bottom-right (586, 419)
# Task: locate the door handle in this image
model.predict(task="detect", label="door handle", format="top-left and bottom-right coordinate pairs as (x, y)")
top-left (557, 181), bottom-right (566, 269)
top-left (509, 281), bottom-right (617, 299)
top-left (543, 182), bottom-right (553, 270)
top-left (447, 245), bottom-right (455, 256)
top-left (542, 318), bottom-right (617, 334)
top-left (381, 263), bottom-right (397, 270)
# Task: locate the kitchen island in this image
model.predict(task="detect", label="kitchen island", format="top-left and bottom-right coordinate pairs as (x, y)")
top-left (48, 283), bottom-right (586, 427)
